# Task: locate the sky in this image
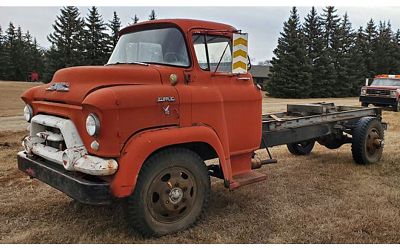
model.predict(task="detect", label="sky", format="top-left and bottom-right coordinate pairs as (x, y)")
top-left (1, 6), bottom-right (400, 63)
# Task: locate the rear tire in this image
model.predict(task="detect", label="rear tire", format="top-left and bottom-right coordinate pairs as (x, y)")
top-left (287, 140), bottom-right (315, 155)
top-left (351, 117), bottom-right (384, 164)
top-left (361, 103), bottom-right (369, 107)
top-left (126, 148), bottom-right (210, 237)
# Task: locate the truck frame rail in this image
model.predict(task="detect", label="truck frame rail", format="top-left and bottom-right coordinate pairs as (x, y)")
top-left (261, 102), bottom-right (384, 147)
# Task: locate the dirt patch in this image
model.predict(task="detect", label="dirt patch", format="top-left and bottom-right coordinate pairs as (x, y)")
top-left (0, 82), bottom-right (399, 243)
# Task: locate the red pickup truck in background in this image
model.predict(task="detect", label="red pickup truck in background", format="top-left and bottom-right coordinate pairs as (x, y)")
top-left (360, 75), bottom-right (400, 112)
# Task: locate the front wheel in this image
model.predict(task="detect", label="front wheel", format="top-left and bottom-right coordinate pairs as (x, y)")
top-left (126, 148), bottom-right (210, 237)
top-left (351, 117), bottom-right (384, 164)
top-left (394, 101), bottom-right (400, 112)
top-left (361, 102), bottom-right (369, 107)
top-left (287, 140), bottom-right (315, 155)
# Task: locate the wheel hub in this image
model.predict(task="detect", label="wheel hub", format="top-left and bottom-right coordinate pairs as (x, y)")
top-left (147, 167), bottom-right (196, 223)
top-left (169, 187), bottom-right (184, 204)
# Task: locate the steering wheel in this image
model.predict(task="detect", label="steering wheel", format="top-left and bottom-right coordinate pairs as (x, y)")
top-left (164, 52), bottom-right (179, 63)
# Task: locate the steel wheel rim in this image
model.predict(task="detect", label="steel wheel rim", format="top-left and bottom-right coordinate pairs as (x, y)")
top-left (365, 128), bottom-right (382, 158)
top-left (146, 166), bottom-right (197, 223)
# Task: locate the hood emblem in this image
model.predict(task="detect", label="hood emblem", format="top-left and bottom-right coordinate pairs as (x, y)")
top-left (46, 82), bottom-right (70, 92)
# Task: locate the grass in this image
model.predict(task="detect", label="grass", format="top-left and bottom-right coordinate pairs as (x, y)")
top-left (0, 82), bottom-right (399, 243)
top-left (0, 81), bottom-right (41, 117)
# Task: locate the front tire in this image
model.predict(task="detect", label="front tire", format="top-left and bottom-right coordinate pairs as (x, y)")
top-left (351, 117), bottom-right (384, 164)
top-left (126, 148), bottom-right (210, 237)
top-left (287, 140), bottom-right (315, 155)
top-left (394, 101), bottom-right (400, 112)
top-left (361, 102), bottom-right (369, 107)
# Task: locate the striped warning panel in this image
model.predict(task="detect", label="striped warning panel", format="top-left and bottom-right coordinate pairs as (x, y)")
top-left (232, 33), bottom-right (248, 74)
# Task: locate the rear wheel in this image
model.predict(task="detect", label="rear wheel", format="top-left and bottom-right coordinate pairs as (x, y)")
top-left (126, 148), bottom-right (210, 237)
top-left (351, 117), bottom-right (384, 164)
top-left (287, 140), bottom-right (315, 155)
top-left (361, 103), bottom-right (369, 107)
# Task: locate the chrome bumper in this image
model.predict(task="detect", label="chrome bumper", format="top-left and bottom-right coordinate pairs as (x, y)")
top-left (22, 114), bottom-right (118, 176)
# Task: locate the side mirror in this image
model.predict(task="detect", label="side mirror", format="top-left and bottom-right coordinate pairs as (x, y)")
top-left (247, 55), bottom-right (252, 71)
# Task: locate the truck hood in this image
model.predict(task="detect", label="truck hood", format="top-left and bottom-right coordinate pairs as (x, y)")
top-left (30, 65), bottom-right (162, 105)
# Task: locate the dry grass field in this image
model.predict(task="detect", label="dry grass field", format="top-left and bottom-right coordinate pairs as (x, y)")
top-left (0, 81), bottom-right (399, 243)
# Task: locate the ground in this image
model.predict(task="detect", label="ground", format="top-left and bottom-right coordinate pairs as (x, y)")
top-left (0, 81), bottom-right (399, 243)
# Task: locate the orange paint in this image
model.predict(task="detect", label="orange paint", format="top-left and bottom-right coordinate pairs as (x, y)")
top-left (21, 19), bottom-right (262, 197)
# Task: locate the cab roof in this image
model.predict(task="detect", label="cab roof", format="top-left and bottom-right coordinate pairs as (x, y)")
top-left (119, 18), bottom-right (237, 36)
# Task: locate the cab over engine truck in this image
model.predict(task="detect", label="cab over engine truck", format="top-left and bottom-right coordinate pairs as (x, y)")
top-left (18, 19), bottom-right (386, 236)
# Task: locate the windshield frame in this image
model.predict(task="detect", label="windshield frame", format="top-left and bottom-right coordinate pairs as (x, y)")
top-left (109, 24), bottom-right (192, 69)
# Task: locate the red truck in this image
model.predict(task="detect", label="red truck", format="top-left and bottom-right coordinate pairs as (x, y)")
top-left (18, 19), bottom-right (386, 236)
top-left (360, 74), bottom-right (400, 112)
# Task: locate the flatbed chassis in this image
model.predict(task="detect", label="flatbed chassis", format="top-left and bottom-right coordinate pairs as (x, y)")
top-left (260, 102), bottom-right (385, 150)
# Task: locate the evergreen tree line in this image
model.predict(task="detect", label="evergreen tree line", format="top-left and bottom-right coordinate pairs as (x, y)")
top-left (0, 23), bottom-right (44, 81)
top-left (0, 6), bottom-right (157, 82)
top-left (268, 6), bottom-right (400, 98)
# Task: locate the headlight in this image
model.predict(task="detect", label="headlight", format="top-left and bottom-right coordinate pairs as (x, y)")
top-left (23, 105), bottom-right (33, 122)
top-left (86, 113), bottom-right (100, 136)
top-left (361, 89), bottom-right (367, 96)
top-left (390, 90), bottom-right (397, 98)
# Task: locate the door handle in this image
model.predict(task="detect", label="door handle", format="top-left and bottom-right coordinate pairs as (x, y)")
top-left (238, 77), bottom-right (250, 81)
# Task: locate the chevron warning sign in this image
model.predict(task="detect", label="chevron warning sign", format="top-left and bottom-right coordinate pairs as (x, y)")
top-left (232, 33), bottom-right (248, 74)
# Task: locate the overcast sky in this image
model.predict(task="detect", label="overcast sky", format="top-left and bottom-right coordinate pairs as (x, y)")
top-left (1, 6), bottom-right (400, 62)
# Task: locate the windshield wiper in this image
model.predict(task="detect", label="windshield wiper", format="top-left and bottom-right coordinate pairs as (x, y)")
top-left (105, 61), bottom-right (149, 66)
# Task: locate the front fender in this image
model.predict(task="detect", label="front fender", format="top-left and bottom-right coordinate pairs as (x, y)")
top-left (110, 125), bottom-right (231, 198)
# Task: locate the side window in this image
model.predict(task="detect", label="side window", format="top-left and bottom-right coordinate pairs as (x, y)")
top-left (192, 34), bottom-right (232, 73)
top-left (193, 35), bottom-right (208, 70)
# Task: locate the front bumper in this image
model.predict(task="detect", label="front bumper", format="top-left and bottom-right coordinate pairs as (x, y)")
top-left (17, 151), bottom-right (113, 205)
top-left (360, 96), bottom-right (398, 106)
top-left (24, 114), bottom-right (118, 176)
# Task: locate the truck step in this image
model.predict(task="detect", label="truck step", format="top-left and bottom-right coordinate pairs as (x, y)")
top-left (230, 171), bottom-right (266, 190)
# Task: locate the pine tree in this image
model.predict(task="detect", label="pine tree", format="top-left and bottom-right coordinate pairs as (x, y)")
top-left (268, 7), bottom-right (312, 98)
top-left (109, 11), bottom-right (121, 48)
top-left (393, 29), bottom-right (400, 73)
top-left (303, 7), bottom-right (325, 97)
top-left (348, 26), bottom-right (368, 95)
top-left (374, 21), bottom-right (396, 74)
top-left (14, 26), bottom-right (27, 80)
top-left (46, 6), bottom-right (86, 82)
top-left (363, 19), bottom-right (378, 77)
top-left (334, 13), bottom-right (355, 97)
top-left (0, 25), bottom-right (5, 79)
top-left (3, 22), bottom-right (17, 80)
top-left (149, 10), bottom-right (157, 20)
top-left (31, 38), bottom-right (45, 80)
top-left (320, 6), bottom-right (341, 96)
top-left (84, 6), bottom-right (110, 65)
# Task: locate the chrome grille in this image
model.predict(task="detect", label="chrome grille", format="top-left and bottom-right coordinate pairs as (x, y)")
top-left (366, 89), bottom-right (390, 96)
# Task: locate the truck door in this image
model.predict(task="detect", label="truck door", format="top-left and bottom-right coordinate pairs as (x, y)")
top-left (190, 32), bottom-right (262, 156)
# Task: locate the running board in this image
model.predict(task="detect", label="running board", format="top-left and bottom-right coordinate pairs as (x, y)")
top-left (229, 171), bottom-right (267, 190)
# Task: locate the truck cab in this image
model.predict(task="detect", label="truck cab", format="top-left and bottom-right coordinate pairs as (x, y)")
top-left (360, 75), bottom-right (400, 112)
top-left (18, 19), bottom-right (261, 236)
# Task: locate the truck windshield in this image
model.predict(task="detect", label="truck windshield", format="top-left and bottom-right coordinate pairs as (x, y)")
top-left (371, 78), bottom-right (400, 87)
top-left (107, 27), bottom-right (190, 67)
